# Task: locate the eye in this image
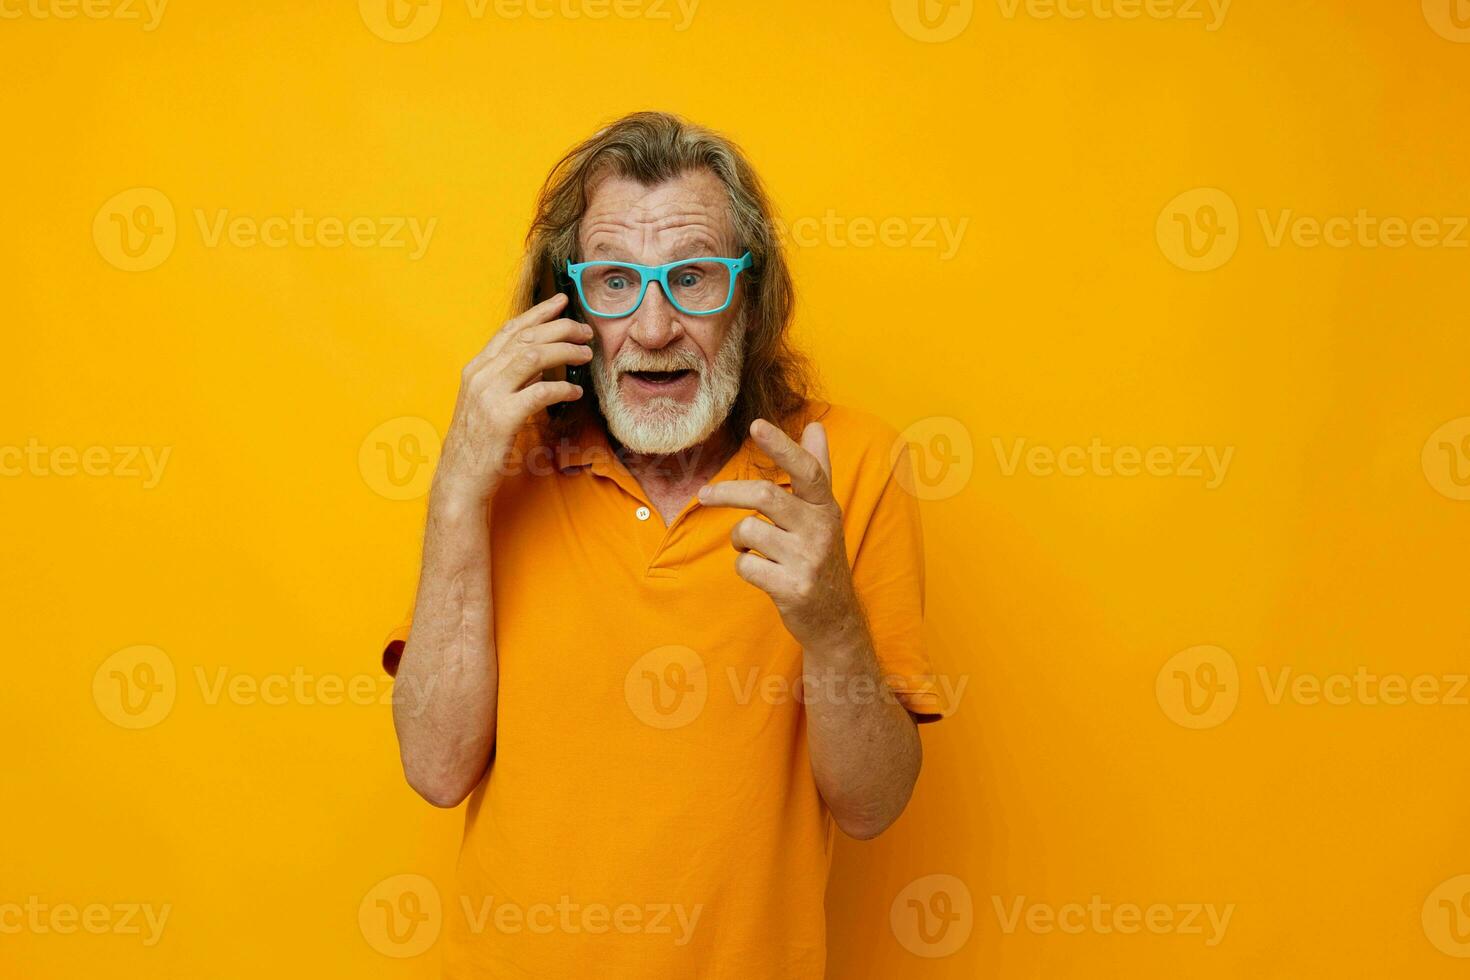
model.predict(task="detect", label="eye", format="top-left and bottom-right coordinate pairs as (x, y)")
top-left (675, 271), bottom-right (702, 288)
top-left (606, 275), bottom-right (630, 290)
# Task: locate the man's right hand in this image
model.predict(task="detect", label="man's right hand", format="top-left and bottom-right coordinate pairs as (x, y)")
top-left (434, 292), bottom-right (593, 505)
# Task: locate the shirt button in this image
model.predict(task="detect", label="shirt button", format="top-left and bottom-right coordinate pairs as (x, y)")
top-left (635, 506), bottom-right (651, 521)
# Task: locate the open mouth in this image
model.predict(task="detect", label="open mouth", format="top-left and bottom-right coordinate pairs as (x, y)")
top-left (624, 368), bottom-right (697, 391)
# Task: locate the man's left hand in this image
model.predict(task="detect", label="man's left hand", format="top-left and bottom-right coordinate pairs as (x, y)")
top-left (698, 418), bottom-right (863, 652)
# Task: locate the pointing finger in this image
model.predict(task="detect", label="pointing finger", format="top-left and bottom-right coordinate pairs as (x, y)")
top-left (799, 421), bottom-right (831, 480)
top-left (750, 418), bottom-right (830, 504)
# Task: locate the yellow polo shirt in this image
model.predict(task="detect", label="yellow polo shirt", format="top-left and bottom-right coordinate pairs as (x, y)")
top-left (383, 401), bottom-right (944, 979)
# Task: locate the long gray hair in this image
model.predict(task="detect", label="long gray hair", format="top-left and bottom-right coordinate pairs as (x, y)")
top-left (510, 111), bottom-right (814, 442)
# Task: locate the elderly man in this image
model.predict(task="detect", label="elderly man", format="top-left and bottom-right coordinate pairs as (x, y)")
top-left (384, 111), bottom-right (944, 978)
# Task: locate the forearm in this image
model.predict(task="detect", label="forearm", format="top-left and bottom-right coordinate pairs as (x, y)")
top-left (802, 626), bottom-right (922, 840)
top-left (391, 491), bottom-right (498, 807)
top-left (386, 293), bottom-right (588, 805)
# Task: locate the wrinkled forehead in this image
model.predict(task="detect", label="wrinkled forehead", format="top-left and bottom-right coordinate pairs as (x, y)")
top-left (578, 169), bottom-right (738, 261)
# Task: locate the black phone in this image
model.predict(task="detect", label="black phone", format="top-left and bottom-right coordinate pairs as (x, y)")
top-left (536, 261), bottom-right (590, 395)
top-left (555, 268), bottom-right (591, 390)
top-left (534, 263), bottom-right (589, 425)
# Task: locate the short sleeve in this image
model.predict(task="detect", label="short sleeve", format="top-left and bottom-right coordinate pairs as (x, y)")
top-left (849, 446), bottom-right (949, 721)
top-left (382, 613), bottom-right (412, 677)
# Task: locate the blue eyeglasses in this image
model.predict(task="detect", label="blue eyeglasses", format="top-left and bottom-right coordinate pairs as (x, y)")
top-left (566, 252), bottom-right (753, 318)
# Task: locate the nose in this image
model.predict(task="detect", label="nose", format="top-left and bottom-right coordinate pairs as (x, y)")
top-left (625, 281), bottom-right (684, 350)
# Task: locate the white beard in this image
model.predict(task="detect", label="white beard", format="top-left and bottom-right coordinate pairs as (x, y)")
top-left (592, 313), bottom-right (746, 455)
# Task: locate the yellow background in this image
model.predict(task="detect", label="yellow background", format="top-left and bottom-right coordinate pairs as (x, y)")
top-left (4, 0), bottom-right (1469, 976)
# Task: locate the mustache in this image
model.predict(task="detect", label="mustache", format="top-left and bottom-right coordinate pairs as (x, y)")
top-left (610, 346), bottom-right (704, 374)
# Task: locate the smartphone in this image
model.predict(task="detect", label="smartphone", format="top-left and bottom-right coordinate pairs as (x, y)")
top-left (535, 261), bottom-right (590, 404)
